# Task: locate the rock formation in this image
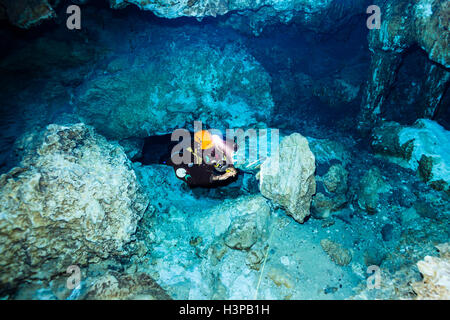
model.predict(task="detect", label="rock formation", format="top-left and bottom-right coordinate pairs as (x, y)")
top-left (357, 167), bottom-right (391, 214)
top-left (75, 41), bottom-right (274, 140)
top-left (358, 0), bottom-right (450, 133)
top-left (85, 271), bottom-right (172, 300)
top-left (1, 0), bottom-right (368, 37)
top-left (320, 239), bottom-right (352, 266)
top-left (111, 0), bottom-right (368, 35)
top-left (259, 133), bottom-right (316, 223)
top-left (0, 123), bottom-right (149, 291)
top-left (309, 138), bottom-right (351, 219)
top-left (222, 196), bottom-right (271, 250)
top-left (412, 243), bottom-right (450, 300)
top-left (0, 0), bottom-right (56, 29)
top-left (371, 119), bottom-right (449, 192)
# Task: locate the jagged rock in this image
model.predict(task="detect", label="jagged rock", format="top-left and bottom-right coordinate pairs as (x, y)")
top-left (371, 121), bottom-right (412, 159)
top-left (0, 123), bottom-right (149, 291)
top-left (85, 271), bottom-right (171, 300)
top-left (208, 242), bottom-right (229, 266)
top-left (190, 194), bottom-right (272, 247)
top-left (412, 243), bottom-right (450, 300)
top-left (259, 133), bottom-right (316, 223)
top-left (322, 164), bottom-right (348, 195)
top-left (358, 0), bottom-right (450, 133)
top-left (309, 139), bottom-right (350, 219)
top-left (371, 119), bottom-right (450, 192)
top-left (0, 0), bottom-right (56, 29)
top-left (311, 193), bottom-right (336, 219)
top-left (311, 192), bottom-right (347, 220)
top-left (225, 0), bottom-right (369, 36)
top-left (365, 0), bottom-right (449, 68)
top-left (75, 41), bottom-right (273, 140)
top-left (357, 167), bottom-right (390, 214)
top-left (320, 239), bottom-right (352, 266)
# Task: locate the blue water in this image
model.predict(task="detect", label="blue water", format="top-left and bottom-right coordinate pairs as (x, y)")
top-left (0, 1), bottom-right (448, 300)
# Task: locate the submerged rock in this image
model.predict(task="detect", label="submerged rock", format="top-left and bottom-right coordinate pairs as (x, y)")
top-left (111, 0), bottom-right (367, 35)
top-left (309, 139), bottom-right (351, 219)
top-left (412, 243), bottom-right (450, 300)
top-left (312, 163), bottom-right (349, 219)
top-left (0, 0), bottom-right (56, 29)
top-left (259, 133), bottom-right (316, 223)
top-left (371, 119), bottom-right (450, 192)
top-left (320, 239), bottom-right (352, 266)
top-left (2, 0), bottom-right (366, 36)
top-left (75, 41), bottom-right (273, 140)
top-left (322, 164), bottom-right (348, 195)
top-left (311, 192), bottom-right (339, 220)
top-left (363, 247), bottom-right (386, 267)
top-left (0, 123), bottom-right (148, 291)
top-left (413, 201), bottom-right (438, 219)
top-left (223, 196), bottom-right (271, 250)
top-left (85, 271), bottom-right (171, 300)
top-left (357, 167), bottom-right (390, 214)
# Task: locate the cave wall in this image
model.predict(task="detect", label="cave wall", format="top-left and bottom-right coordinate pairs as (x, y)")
top-left (0, 0), bottom-right (448, 136)
top-left (357, 0), bottom-right (450, 134)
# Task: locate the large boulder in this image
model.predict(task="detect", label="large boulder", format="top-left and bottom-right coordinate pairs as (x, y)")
top-left (75, 41), bottom-right (274, 140)
top-left (0, 123), bottom-right (149, 291)
top-left (259, 133), bottom-right (316, 223)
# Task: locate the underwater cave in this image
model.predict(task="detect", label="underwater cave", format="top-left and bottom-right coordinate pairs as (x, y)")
top-left (0, 0), bottom-right (448, 303)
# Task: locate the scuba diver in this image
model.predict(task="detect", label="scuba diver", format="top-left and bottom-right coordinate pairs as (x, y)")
top-left (166, 130), bottom-right (239, 187)
top-left (138, 130), bottom-right (239, 187)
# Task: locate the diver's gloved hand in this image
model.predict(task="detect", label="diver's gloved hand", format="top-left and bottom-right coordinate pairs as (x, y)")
top-left (211, 166), bottom-right (237, 181)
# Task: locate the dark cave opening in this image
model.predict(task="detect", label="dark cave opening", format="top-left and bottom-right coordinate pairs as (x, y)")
top-left (380, 45), bottom-right (450, 129)
top-left (136, 134), bottom-right (175, 165)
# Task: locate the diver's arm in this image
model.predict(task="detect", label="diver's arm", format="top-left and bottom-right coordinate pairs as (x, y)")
top-left (211, 166), bottom-right (238, 182)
